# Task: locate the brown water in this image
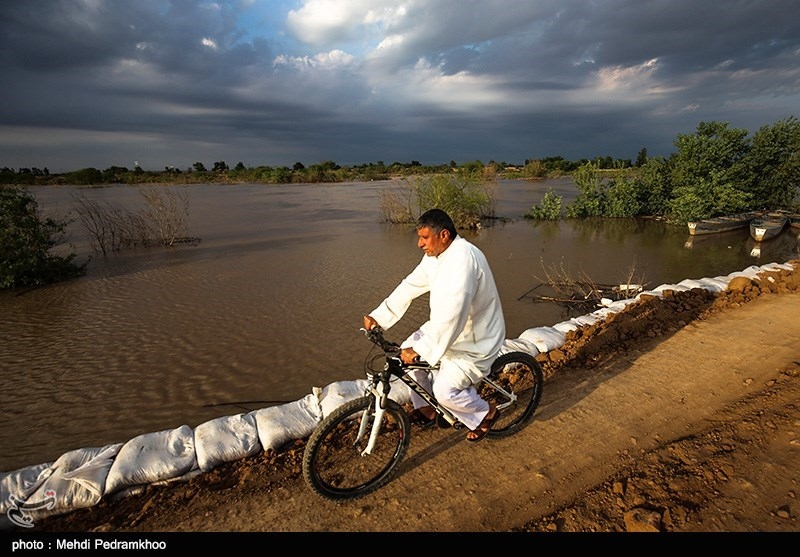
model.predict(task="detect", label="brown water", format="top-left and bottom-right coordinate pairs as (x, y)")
top-left (2, 179), bottom-right (798, 472)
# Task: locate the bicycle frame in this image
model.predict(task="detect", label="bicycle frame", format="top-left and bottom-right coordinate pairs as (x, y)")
top-left (360, 355), bottom-right (456, 455)
top-left (358, 325), bottom-right (522, 454)
top-left (359, 325), bottom-right (483, 454)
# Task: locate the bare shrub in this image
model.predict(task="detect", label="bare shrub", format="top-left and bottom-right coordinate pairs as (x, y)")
top-left (137, 186), bottom-right (190, 246)
top-left (72, 186), bottom-right (195, 255)
top-left (379, 188), bottom-right (415, 223)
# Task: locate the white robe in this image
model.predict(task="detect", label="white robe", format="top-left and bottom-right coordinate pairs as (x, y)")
top-left (370, 235), bottom-right (506, 387)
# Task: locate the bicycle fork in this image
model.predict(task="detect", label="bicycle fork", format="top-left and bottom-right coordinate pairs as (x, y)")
top-left (358, 387), bottom-right (387, 456)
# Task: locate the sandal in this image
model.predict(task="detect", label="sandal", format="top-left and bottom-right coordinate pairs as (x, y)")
top-left (466, 405), bottom-right (500, 443)
top-left (408, 407), bottom-right (436, 429)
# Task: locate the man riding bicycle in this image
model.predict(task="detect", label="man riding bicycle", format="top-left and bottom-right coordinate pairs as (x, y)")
top-left (363, 208), bottom-right (506, 442)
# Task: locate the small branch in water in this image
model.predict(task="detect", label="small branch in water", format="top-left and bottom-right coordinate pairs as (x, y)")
top-left (520, 257), bottom-right (647, 311)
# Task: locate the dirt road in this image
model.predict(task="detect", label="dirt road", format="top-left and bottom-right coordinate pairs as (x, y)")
top-left (26, 261), bottom-right (800, 533)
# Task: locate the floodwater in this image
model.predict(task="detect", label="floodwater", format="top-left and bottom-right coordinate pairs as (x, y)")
top-left (2, 178), bottom-right (798, 472)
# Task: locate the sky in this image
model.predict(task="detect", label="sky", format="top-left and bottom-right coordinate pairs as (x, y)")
top-left (1, 0), bottom-right (798, 173)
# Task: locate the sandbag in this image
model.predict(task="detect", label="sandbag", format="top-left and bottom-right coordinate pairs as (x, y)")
top-left (0, 461), bottom-right (54, 530)
top-left (21, 444), bottom-right (121, 521)
top-left (253, 393), bottom-right (322, 452)
top-left (0, 462), bottom-right (53, 514)
top-left (194, 413), bottom-right (261, 472)
top-left (697, 277), bottom-right (729, 293)
top-left (552, 320), bottom-right (579, 334)
top-left (104, 425), bottom-right (197, 495)
top-left (316, 379), bottom-right (371, 418)
top-left (501, 337), bottom-right (539, 356)
top-left (518, 326), bottom-right (566, 353)
top-left (677, 278), bottom-right (708, 290)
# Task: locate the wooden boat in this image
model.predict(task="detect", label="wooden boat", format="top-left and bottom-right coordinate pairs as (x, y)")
top-left (686, 212), bottom-right (759, 235)
top-left (749, 212), bottom-right (788, 242)
top-left (787, 212), bottom-right (800, 229)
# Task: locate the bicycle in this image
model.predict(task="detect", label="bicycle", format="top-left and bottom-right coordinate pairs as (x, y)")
top-left (302, 326), bottom-right (544, 501)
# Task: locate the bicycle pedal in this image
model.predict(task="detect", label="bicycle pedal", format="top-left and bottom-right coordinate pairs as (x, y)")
top-left (436, 415), bottom-right (453, 429)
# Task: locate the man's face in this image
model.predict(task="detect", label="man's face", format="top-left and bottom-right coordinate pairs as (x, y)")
top-left (417, 226), bottom-right (450, 257)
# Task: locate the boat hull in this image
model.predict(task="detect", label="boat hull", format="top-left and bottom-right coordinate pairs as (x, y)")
top-left (687, 212), bottom-right (759, 235)
top-left (749, 214), bottom-right (788, 242)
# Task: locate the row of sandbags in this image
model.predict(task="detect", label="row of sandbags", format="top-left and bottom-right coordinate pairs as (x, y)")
top-left (1, 261), bottom-right (793, 529)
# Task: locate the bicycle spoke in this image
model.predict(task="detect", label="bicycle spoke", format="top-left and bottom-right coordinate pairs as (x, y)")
top-left (303, 397), bottom-right (411, 500)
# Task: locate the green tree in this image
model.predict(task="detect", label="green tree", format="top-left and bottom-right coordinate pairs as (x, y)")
top-left (526, 187), bottom-right (562, 220)
top-left (522, 160), bottom-right (548, 179)
top-left (0, 187), bottom-right (85, 288)
top-left (744, 116), bottom-right (800, 209)
top-left (635, 147), bottom-right (648, 167)
top-left (634, 156), bottom-right (672, 216)
top-left (64, 167), bottom-right (103, 185)
top-left (603, 169), bottom-right (641, 218)
top-left (566, 162), bottom-right (604, 217)
top-left (668, 121), bottom-right (752, 222)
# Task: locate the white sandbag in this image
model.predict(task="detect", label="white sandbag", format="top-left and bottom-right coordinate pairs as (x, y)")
top-left (21, 444), bottom-right (122, 521)
top-left (571, 313), bottom-right (602, 327)
top-left (552, 320), bottom-right (578, 334)
top-left (317, 379), bottom-right (371, 418)
top-left (386, 379), bottom-right (412, 405)
top-left (194, 413), bottom-right (262, 472)
top-left (501, 337), bottom-right (539, 356)
top-left (604, 298), bottom-right (637, 312)
top-left (760, 262), bottom-right (793, 272)
top-left (104, 425), bottom-right (197, 495)
top-left (152, 468), bottom-right (204, 486)
top-left (590, 307), bottom-right (615, 321)
top-left (652, 283), bottom-right (688, 293)
top-left (635, 289), bottom-right (664, 299)
top-left (697, 276), bottom-right (729, 293)
top-left (518, 326), bottom-right (566, 353)
top-left (0, 462), bottom-right (53, 516)
top-left (728, 265), bottom-right (763, 280)
top-left (677, 278), bottom-right (707, 290)
top-left (253, 393), bottom-right (322, 452)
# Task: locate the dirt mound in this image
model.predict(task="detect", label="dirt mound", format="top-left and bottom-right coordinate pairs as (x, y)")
top-left (537, 261), bottom-right (800, 376)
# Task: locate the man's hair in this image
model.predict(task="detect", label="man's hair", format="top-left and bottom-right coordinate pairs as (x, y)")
top-left (417, 208), bottom-right (457, 238)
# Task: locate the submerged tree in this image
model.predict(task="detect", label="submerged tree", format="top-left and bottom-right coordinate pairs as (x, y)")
top-left (0, 187), bottom-right (85, 288)
top-left (379, 169), bottom-right (497, 229)
top-left (668, 121), bottom-right (752, 223)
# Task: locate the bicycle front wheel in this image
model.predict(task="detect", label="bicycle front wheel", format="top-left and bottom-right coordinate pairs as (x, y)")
top-left (480, 351), bottom-right (543, 439)
top-left (302, 395), bottom-right (411, 501)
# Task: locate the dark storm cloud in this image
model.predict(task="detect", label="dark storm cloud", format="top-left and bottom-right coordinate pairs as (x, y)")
top-left (0, 0), bottom-right (797, 171)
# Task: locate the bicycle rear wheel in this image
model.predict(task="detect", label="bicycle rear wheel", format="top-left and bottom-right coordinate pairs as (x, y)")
top-left (302, 395), bottom-right (411, 501)
top-left (480, 351), bottom-right (543, 439)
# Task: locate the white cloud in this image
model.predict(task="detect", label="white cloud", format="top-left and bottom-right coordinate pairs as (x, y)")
top-left (273, 49), bottom-right (355, 71)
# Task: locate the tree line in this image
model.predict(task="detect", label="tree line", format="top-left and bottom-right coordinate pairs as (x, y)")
top-left (0, 154), bottom-right (635, 188)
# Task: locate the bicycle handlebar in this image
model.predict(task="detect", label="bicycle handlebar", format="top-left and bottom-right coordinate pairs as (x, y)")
top-left (361, 326), bottom-right (430, 367)
top-left (361, 326), bottom-right (401, 357)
